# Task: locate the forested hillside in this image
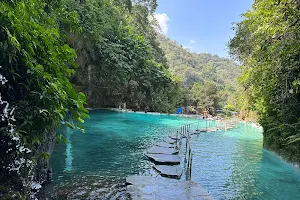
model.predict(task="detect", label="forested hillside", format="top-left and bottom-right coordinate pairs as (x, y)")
top-left (157, 34), bottom-right (241, 110)
top-left (0, 0), bottom-right (178, 198)
top-left (70, 0), bottom-right (179, 113)
top-left (229, 0), bottom-right (300, 164)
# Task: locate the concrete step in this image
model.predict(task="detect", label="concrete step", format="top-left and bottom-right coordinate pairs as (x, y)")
top-left (126, 175), bottom-right (213, 200)
top-left (164, 137), bottom-right (177, 144)
top-left (146, 154), bottom-right (180, 165)
top-left (147, 146), bottom-right (178, 155)
top-left (153, 165), bottom-right (183, 179)
top-left (155, 142), bottom-right (175, 148)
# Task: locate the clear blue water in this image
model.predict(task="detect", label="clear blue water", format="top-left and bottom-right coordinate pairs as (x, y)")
top-left (44, 110), bottom-right (300, 199)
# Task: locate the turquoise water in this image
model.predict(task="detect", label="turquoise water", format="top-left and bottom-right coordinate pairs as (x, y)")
top-left (191, 124), bottom-right (300, 199)
top-left (44, 110), bottom-right (300, 199)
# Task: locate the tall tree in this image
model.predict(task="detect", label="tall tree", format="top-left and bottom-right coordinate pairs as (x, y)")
top-left (229, 0), bottom-right (300, 163)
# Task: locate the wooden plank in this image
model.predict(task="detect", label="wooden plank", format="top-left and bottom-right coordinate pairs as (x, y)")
top-left (147, 146), bottom-right (178, 155)
top-left (126, 175), bottom-right (213, 200)
top-left (146, 154), bottom-right (180, 165)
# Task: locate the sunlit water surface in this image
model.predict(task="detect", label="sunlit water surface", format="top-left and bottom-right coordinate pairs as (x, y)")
top-left (42, 110), bottom-right (300, 200)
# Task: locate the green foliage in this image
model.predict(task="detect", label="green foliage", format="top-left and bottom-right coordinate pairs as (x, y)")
top-left (229, 0), bottom-right (300, 163)
top-left (0, 0), bottom-right (88, 194)
top-left (157, 34), bottom-right (241, 110)
top-left (70, 0), bottom-right (177, 113)
top-left (191, 81), bottom-right (218, 110)
top-left (0, 0), bottom-right (88, 132)
top-left (224, 104), bottom-right (236, 112)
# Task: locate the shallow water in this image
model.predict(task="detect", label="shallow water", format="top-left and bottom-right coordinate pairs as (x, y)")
top-left (191, 124), bottom-right (300, 200)
top-left (43, 110), bottom-right (300, 199)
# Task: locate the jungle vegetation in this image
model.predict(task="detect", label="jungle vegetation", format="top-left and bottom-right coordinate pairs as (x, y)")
top-left (229, 0), bottom-right (300, 163)
top-left (157, 34), bottom-right (241, 112)
top-left (3, 0), bottom-right (300, 198)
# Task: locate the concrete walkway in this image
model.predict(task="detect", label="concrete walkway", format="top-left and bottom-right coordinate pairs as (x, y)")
top-left (126, 128), bottom-right (213, 199)
top-left (126, 175), bottom-right (213, 200)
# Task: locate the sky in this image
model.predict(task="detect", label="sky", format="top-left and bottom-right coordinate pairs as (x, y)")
top-left (154, 0), bottom-right (253, 58)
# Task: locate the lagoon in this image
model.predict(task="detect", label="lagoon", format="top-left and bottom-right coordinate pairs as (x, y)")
top-left (43, 110), bottom-right (300, 199)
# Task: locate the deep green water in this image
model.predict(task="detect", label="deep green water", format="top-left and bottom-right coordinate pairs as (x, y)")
top-left (43, 110), bottom-right (300, 199)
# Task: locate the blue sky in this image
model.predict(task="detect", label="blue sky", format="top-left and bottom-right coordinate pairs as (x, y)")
top-left (155, 0), bottom-right (253, 58)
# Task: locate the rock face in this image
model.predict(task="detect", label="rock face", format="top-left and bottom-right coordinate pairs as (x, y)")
top-left (34, 128), bottom-right (56, 183)
top-left (126, 175), bottom-right (213, 200)
top-left (0, 128), bottom-right (56, 199)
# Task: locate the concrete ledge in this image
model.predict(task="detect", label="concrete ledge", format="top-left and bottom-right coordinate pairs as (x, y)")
top-left (126, 175), bottom-right (213, 200)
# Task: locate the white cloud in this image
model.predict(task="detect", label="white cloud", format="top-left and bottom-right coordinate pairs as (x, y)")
top-left (154, 13), bottom-right (170, 35)
top-left (189, 40), bottom-right (196, 44)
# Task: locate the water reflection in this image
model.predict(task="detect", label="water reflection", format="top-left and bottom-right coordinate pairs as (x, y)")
top-left (64, 128), bottom-right (73, 172)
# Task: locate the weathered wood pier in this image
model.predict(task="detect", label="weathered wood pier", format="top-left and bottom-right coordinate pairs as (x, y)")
top-left (126, 123), bottom-right (214, 199)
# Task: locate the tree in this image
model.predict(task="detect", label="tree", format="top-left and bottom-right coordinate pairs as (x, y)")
top-left (157, 34), bottom-right (241, 109)
top-left (229, 0), bottom-right (300, 163)
top-left (69, 0), bottom-right (178, 112)
top-left (0, 0), bottom-right (88, 197)
top-left (191, 81), bottom-right (218, 111)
